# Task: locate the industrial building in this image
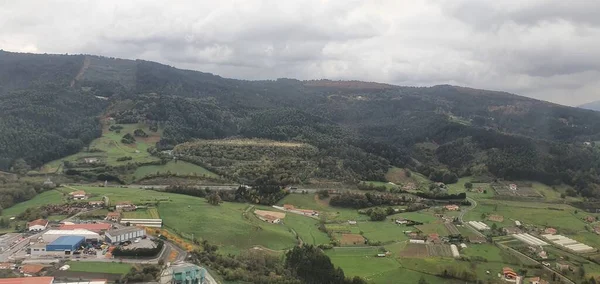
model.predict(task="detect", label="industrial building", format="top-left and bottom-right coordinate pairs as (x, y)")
top-left (46, 236), bottom-right (85, 253)
top-left (105, 227), bottom-right (145, 243)
top-left (42, 229), bottom-right (99, 243)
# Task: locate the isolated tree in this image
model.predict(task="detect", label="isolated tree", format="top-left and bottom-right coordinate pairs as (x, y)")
top-left (370, 208), bottom-right (387, 221)
top-left (418, 276), bottom-right (429, 284)
top-left (464, 182), bottom-right (473, 190)
top-left (11, 158), bottom-right (30, 175)
top-left (207, 192), bottom-right (222, 206)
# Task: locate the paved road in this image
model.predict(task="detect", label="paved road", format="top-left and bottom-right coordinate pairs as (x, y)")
top-left (497, 242), bottom-right (574, 284)
top-left (0, 231), bottom-right (44, 262)
top-left (460, 197), bottom-right (487, 238)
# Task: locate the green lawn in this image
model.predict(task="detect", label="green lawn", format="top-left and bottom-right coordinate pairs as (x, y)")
top-left (277, 194), bottom-right (326, 211)
top-left (67, 261), bottom-right (133, 274)
top-left (133, 160), bottom-right (218, 180)
top-left (277, 194), bottom-right (366, 222)
top-left (0, 190), bottom-right (65, 218)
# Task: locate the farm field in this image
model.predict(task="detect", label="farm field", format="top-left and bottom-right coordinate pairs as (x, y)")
top-left (389, 211), bottom-right (437, 224)
top-left (464, 199), bottom-right (592, 232)
top-left (415, 223), bottom-right (448, 236)
top-left (356, 221), bottom-right (409, 244)
top-left (277, 194), bottom-right (367, 222)
top-left (133, 160), bottom-right (218, 181)
top-left (67, 261), bottom-right (133, 274)
top-left (280, 213), bottom-right (330, 245)
top-left (0, 190), bottom-right (65, 218)
top-left (122, 209), bottom-right (154, 219)
top-left (158, 201), bottom-right (297, 254)
top-left (384, 167), bottom-right (429, 187)
top-left (66, 185), bottom-right (179, 204)
top-left (461, 244), bottom-right (506, 262)
top-left (325, 248), bottom-right (400, 279)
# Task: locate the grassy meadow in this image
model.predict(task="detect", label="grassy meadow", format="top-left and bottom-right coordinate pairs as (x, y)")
top-left (67, 261), bottom-right (133, 274)
top-left (133, 160), bottom-right (218, 181)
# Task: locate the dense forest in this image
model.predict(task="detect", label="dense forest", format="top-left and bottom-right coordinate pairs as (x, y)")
top-left (2, 50), bottom-right (600, 196)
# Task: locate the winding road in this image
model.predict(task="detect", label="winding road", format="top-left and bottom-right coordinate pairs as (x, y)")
top-left (460, 197), bottom-right (486, 238)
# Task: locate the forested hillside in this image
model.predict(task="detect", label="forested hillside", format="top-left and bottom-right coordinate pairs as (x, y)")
top-left (2, 50), bottom-right (600, 196)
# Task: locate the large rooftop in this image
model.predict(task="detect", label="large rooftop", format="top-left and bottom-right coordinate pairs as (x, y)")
top-left (0, 277), bottom-right (54, 284)
top-left (49, 235), bottom-right (85, 246)
top-left (107, 226), bottom-right (144, 236)
top-left (59, 223), bottom-right (111, 232)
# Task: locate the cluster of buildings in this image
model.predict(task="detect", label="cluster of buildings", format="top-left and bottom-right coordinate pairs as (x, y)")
top-left (159, 262), bottom-right (206, 284)
top-left (27, 223), bottom-right (146, 257)
top-left (512, 233), bottom-right (548, 246)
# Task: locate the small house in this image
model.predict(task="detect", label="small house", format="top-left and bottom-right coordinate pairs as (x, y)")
top-left (445, 205), bottom-right (460, 211)
top-left (257, 214), bottom-right (281, 224)
top-left (395, 218), bottom-right (408, 225)
top-left (585, 216), bottom-right (596, 223)
top-left (544, 227), bottom-right (557, 235)
top-left (348, 220), bottom-right (357, 225)
top-left (428, 233), bottom-right (440, 244)
top-left (70, 190), bottom-right (87, 200)
top-left (376, 253), bottom-right (386, 257)
top-left (106, 212), bottom-right (121, 222)
top-left (27, 219), bottom-right (48, 231)
top-left (538, 250), bottom-right (548, 259)
top-left (21, 264), bottom-right (46, 276)
top-left (84, 157), bottom-right (98, 164)
top-left (509, 184), bottom-right (518, 191)
top-left (515, 220), bottom-right (522, 226)
top-left (503, 227), bottom-right (522, 235)
top-left (42, 178), bottom-right (56, 189)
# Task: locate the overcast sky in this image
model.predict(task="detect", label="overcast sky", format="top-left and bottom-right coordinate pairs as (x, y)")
top-left (1, 0), bottom-right (599, 106)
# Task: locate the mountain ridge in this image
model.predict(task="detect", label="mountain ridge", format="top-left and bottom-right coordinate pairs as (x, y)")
top-left (580, 100), bottom-right (600, 111)
top-left (2, 50), bottom-right (600, 197)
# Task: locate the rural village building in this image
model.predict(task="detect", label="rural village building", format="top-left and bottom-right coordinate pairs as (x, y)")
top-left (525, 277), bottom-right (549, 284)
top-left (84, 158), bottom-right (98, 164)
top-left (348, 220), bottom-right (357, 225)
top-left (444, 205), bottom-right (460, 211)
top-left (106, 212), bottom-right (121, 222)
top-left (509, 184), bottom-right (518, 191)
top-left (544, 227), bottom-right (557, 235)
top-left (69, 190), bottom-right (87, 200)
top-left (88, 201), bottom-right (104, 207)
top-left (21, 264), bottom-right (46, 276)
top-left (395, 218), bottom-right (408, 225)
top-left (59, 223), bottom-right (111, 233)
top-left (27, 219), bottom-right (48, 231)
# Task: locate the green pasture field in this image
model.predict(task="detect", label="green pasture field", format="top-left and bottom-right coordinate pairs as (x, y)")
top-left (158, 201), bottom-right (297, 254)
top-left (122, 209), bottom-right (153, 219)
top-left (0, 190), bottom-right (65, 218)
top-left (325, 224), bottom-right (361, 234)
top-left (414, 223), bottom-right (448, 236)
top-left (464, 199), bottom-right (592, 233)
top-left (360, 181), bottom-right (398, 190)
top-left (40, 123), bottom-right (161, 174)
top-left (67, 261), bottom-right (133, 274)
top-left (325, 248), bottom-right (400, 280)
top-left (279, 212), bottom-right (330, 245)
top-left (277, 193), bottom-right (367, 222)
top-left (389, 211), bottom-right (437, 224)
top-left (384, 167), bottom-right (430, 187)
top-left (133, 160), bottom-right (218, 181)
top-left (461, 244), bottom-right (506, 262)
top-left (369, 267), bottom-right (463, 284)
top-left (357, 221), bottom-right (409, 244)
top-left (445, 177), bottom-right (495, 199)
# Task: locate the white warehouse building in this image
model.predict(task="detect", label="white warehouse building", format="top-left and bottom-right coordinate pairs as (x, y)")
top-left (42, 229), bottom-right (100, 243)
top-left (105, 227), bottom-right (146, 243)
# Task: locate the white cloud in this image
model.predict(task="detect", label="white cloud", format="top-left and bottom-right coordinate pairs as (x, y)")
top-left (0, 0), bottom-right (598, 105)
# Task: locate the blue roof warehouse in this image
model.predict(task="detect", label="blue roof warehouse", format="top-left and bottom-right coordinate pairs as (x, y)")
top-left (46, 236), bottom-right (85, 253)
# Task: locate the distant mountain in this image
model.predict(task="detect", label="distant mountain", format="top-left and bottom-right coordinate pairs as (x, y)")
top-left (579, 100), bottom-right (600, 111)
top-left (2, 50), bottom-right (600, 197)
